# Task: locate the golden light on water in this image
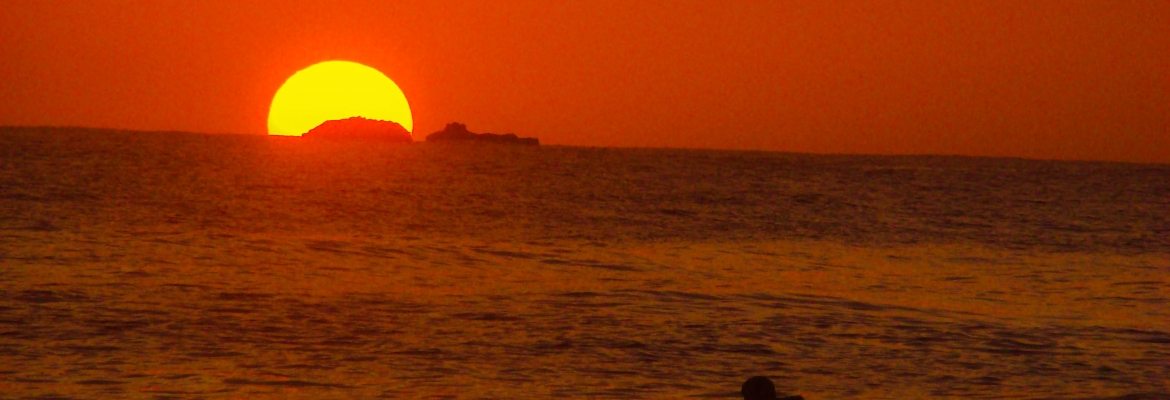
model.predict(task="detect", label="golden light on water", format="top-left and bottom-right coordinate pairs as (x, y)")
top-left (267, 61), bottom-right (412, 136)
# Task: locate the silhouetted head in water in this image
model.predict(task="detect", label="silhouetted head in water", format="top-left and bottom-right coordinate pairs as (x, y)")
top-left (742, 376), bottom-right (776, 400)
top-left (741, 376), bottom-right (805, 400)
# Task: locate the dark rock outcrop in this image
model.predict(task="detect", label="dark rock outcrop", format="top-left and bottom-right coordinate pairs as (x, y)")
top-left (425, 122), bottom-right (538, 146)
top-left (302, 117), bottom-right (412, 143)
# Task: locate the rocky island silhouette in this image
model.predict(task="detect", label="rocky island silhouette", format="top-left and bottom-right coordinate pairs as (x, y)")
top-left (302, 116), bottom-right (412, 142)
top-left (426, 122), bottom-right (539, 146)
top-left (301, 119), bottom-right (538, 146)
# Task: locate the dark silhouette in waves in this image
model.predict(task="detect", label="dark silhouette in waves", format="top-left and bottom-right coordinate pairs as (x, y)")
top-left (742, 376), bottom-right (803, 400)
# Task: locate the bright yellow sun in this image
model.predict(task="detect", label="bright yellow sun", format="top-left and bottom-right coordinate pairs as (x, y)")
top-left (268, 61), bottom-right (412, 136)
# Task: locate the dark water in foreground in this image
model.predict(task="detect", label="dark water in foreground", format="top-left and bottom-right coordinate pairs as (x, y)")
top-left (1, 127), bottom-right (1168, 399)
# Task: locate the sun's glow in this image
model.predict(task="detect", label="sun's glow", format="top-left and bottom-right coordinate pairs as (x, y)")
top-left (268, 61), bottom-right (412, 136)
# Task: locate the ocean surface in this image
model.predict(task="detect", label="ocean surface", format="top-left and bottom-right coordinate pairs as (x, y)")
top-left (1, 127), bottom-right (1168, 399)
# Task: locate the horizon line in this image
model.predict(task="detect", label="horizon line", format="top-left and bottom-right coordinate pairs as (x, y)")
top-left (1, 124), bottom-right (1165, 166)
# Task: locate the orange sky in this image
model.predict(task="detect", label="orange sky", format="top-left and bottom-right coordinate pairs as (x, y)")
top-left (2, 0), bottom-right (1166, 163)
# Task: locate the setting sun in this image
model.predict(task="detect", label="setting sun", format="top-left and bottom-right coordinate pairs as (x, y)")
top-left (267, 61), bottom-right (412, 136)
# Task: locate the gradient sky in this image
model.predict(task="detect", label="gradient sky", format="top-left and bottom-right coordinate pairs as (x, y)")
top-left (2, 0), bottom-right (1166, 162)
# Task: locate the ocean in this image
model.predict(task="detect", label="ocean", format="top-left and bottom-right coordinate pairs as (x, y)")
top-left (1, 127), bottom-right (1168, 399)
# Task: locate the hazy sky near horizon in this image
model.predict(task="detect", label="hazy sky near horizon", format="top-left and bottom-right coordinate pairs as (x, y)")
top-left (1, 0), bottom-right (1167, 163)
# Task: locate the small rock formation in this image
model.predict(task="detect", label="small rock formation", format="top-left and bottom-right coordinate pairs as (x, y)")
top-left (302, 117), bottom-right (412, 143)
top-left (425, 122), bottom-right (538, 146)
